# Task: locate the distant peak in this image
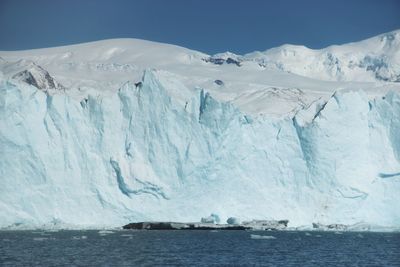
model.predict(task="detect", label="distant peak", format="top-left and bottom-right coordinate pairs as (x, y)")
top-left (11, 61), bottom-right (66, 91)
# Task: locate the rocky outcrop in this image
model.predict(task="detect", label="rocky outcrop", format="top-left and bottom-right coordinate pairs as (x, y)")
top-left (203, 56), bottom-right (242, 66)
top-left (122, 219), bottom-right (289, 231)
top-left (242, 220), bottom-right (289, 230)
top-left (122, 222), bottom-right (250, 230)
top-left (12, 63), bottom-right (65, 91)
top-left (312, 223), bottom-right (348, 231)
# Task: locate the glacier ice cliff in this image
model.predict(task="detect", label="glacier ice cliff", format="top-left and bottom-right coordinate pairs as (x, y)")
top-left (0, 69), bottom-right (399, 229)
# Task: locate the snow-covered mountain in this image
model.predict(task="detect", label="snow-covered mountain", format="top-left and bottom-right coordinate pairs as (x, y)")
top-left (245, 30), bottom-right (400, 82)
top-left (0, 30), bottom-right (399, 230)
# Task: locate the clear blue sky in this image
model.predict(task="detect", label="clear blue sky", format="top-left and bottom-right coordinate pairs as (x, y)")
top-left (0, 0), bottom-right (399, 54)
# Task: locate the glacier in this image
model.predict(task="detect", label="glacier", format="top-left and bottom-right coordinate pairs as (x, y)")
top-left (0, 30), bottom-right (400, 230)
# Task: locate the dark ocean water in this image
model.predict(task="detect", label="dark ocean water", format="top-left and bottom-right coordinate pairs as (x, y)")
top-left (0, 230), bottom-right (399, 266)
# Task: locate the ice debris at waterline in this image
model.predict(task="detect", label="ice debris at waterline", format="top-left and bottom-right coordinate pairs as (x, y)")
top-left (0, 30), bottom-right (400, 230)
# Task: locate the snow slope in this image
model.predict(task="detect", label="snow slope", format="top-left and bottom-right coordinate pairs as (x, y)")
top-left (245, 30), bottom-right (400, 82)
top-left (0, 30), bottom-right (400, 229)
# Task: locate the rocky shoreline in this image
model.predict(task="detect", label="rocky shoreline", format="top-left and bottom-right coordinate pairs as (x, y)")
top-left (121, 220), bottom-right (377, 232)
top-left (122, 220), bottom-right (289, 231)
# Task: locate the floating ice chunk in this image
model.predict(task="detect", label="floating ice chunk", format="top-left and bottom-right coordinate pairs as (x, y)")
top-left (98, 230), bottom-right (114, 235)
top-left (227, 217), bottom-right (240, 225)
top-left (120, 234), bottom-right (134, 237)
top-left (250, 234), bottom-right (276, 240)
top-left (201, 214), bottom-right (221, 224)
top-left (72, 236), bottom-right (87, 240)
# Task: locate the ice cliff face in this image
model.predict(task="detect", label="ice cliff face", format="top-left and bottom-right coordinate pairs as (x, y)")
top-left (0, 30), bottom-right (400, 229)
top-left (1, 70), bottom-right (399, 229)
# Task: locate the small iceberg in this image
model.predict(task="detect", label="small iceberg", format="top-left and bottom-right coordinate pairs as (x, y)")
top-left (45, 229), bottom-right (60, 233)
top-left (33, 237), bottom-right (55, 241)
top-left (120, 234), bottom-right (134, 237)
top-left (72, 236), bottom-right (87, 240)
top-left (98, 230), bottom-right (114, 235)
top-left (250, 234), bottom-right (276, 240)
top-left (201, 213), bottom-right (221, 224)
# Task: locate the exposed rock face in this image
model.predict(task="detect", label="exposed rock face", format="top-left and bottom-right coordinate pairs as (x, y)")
top-left (11, 63), bottom-right (65, 91)
top-left (122, 219), bottom-right (289, 230)
top-left (203, 56), bottom-right (242, 66)
top-left (242, 220), bottom-right (289, 230)
top-left (214, 79), bottom-right (224, 86)
top-left (123, 222), bottom-right (177, 230)
top-left (312, 223), bottom-right (348, 231)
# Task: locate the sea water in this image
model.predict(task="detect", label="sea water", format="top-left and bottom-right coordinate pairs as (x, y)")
top-left (0, 230), bottom-right (399, 266)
